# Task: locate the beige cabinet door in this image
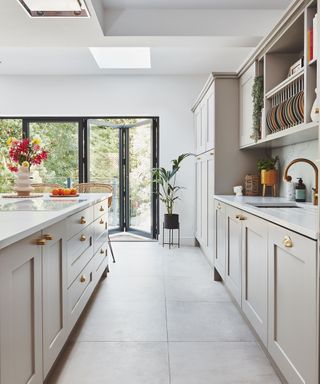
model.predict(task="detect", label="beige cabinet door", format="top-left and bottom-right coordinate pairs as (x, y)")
top-left (199, 100), bottom-right (207, 154)
top-left (195, 155), bottom-right (206, 245)
top-left (205, 88), bottom-right (214, 152)
top-left (241, 213), bottom-right (268, 345)
top-left (194, 107), bottom-right (203, 155)
top-left (0, 232), bottom-right (43, 384)
top-left (214, 200), bottom-right (226, 279)
top-left (225, 205), bottom-right (242, 305)
top-left (268, 223), bottom-right (317, 384)
top-left (205, 151), bottom-right (214, 265)
top-left (239, 63), bottom-right (256, 148)
top-left (42, 221), bottom-right (68, 379)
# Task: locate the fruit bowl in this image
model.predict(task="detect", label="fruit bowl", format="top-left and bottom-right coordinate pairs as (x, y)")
top-left (50, 188), bottom-right (79, 197)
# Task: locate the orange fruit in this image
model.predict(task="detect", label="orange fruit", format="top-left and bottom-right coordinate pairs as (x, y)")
top-left (70, 188), bottom-right (77, 195)
top-left (58, 188), bottom-right (64, 195)
top-left (63, 188), bottom-right (71, 195)
top-left (52, 189), bottom-right (59, 196)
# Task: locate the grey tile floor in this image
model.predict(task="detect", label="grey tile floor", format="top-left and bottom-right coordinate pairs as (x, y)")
top-left (48, 242), bottom-right (281, 384)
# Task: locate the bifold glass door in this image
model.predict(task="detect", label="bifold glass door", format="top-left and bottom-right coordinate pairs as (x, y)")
top-left (88, 118), bottom-right (158, 239)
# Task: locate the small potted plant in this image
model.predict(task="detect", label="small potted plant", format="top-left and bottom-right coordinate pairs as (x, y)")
top-left (257, 156), bottom-right (279, 186)
top-left (152, 153), bottom-right (190, 229)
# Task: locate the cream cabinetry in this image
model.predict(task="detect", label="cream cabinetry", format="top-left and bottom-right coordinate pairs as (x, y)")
top-left (195, 151), bottom-right (214, 265)
top-left (225, 205), bottom-right (243, 306)
top-left (0, 197), bottom-right (110, 384)
top-left (239, 63), bottom-right (256, 148)
top-left (213, 200), bottom-right (226, 279)
top-left (214, 198), bottom-right (318, 384)
top-left (42, 221), bottom-right (68, 379)
top-left (268, 223), bottom-right (317, 384)
top-left (0, 232), bottom-right (43, 384)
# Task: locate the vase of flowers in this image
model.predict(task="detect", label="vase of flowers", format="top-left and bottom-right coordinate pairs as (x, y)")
top-left (6, 137), bottom-right (48, 196)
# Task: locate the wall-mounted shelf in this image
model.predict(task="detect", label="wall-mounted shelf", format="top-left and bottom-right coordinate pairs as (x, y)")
top-left (242, 121), bottom-right (318, 149)
top-left (265, 68), bottom-right (304, 99)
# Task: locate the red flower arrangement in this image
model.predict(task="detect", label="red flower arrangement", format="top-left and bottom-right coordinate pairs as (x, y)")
top-left (6, 137), bottom-right (48, 172)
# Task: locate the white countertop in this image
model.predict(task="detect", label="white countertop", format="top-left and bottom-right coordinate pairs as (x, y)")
top-left (214, 195), bottom-right (319, 240)
top-left (0, 193), bottom-right (111, 251)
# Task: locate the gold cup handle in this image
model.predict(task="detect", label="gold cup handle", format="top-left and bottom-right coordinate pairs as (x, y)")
top-left (100, 218), bottom-right (105, 225)
top-left (99, 206), bottom-right (105, 212)
top-left (36, 238), bottom-right (46, 246)
top-left (80, 216), bottom-right (86, 224)
top-left (100, 249), bottom-right (105, 254)
top-left (43, 234), bottom-right (53, 240)
top-left (283, 235), bottom-right (293, 248)
top-left (80, 275), bottom-right (86, 283)
top-left (80, 235), bottom-right (86, 242)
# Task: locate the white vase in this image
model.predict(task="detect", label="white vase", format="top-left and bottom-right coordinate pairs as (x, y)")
top-left (14, 166), bottom-right (34, 197)
top-left (311, 88), bottom-right (319, 123)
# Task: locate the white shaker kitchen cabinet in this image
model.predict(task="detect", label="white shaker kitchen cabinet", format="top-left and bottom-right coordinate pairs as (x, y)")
top-left (205, 88), bottom-right (214, 151)
top-left (214, 200), bottom-right (226, 279)
top-left (241, 213), bottom-right (268, 346)
top-left (0, 232), bottom-right (43, 384)
top-left (42, 221), bottom-right (68, 379)
top-left (195, 151), bottom-right (214, 265)
top-left (239, 63), bottom-right (256, 148)
top-left (194, 106), bottom-right (205, 155)
top-left (225, 205), bottom-right (243, 306)
top-left (268, 223), bottom-right (317, 384)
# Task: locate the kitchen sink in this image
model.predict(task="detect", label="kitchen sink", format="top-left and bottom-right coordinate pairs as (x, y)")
top-left (0, 199), bottom-right (87, 211)
top-left (247, 202), bottom-right (300, 208)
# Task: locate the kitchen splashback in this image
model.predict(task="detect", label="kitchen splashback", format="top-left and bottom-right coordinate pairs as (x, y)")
top-left (271, 140), bottom-right (318, 202)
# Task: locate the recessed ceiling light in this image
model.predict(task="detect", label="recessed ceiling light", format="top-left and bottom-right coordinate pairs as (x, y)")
top-left (89, 47), bottom-right (151, 69)
top-left (17, 0), bottom-right (90, 18)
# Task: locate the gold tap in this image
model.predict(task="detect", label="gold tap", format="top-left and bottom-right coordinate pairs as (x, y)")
top-left (283, 158), bottom-right (318, 206)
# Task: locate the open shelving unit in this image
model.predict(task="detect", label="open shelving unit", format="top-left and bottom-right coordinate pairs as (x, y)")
top-left (243, 0), bottom-right (319, 149)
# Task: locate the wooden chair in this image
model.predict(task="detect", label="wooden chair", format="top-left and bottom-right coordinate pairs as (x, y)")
top-left (31, 183), bottom-right (63, 193)
top-left (73, 182), bottom-right (115, 263)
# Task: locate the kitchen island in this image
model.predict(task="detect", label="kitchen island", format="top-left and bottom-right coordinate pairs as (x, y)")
top-left (0, 193), bottom-right (111, 384)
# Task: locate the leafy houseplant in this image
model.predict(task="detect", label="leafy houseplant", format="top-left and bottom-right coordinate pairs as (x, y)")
top-left (251, 76), bottom-right (264, 142)
top-left (257, 156), bottom-right (279, 186)
top-left (152, 153), bottom-right (191, 229)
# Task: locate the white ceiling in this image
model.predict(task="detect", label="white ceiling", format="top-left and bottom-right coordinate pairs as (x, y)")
top-left (0, 0), bottom-right (292, 75)
top-left (102, 0), bottom-right (290, 10)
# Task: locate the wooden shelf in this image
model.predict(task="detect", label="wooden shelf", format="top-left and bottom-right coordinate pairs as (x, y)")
top-left (265, 68), bottom-right (304, 99)
top-left (242, 121), bottom-right (319, 149)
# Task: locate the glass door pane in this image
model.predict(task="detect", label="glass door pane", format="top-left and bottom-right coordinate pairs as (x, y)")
top-left (28, 121), bottom-right (79, 186)
top-left (128, 119), bottom-right (153, 235)
top-left (88, 119), bottom-right (120, 230)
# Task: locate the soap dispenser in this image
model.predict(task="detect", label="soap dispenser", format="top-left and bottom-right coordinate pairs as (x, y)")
top-left (295, 178), bottom-right (306, 202)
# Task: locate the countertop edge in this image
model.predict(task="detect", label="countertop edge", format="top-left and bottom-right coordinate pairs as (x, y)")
top-left (214, 195), bottom-right (318, 241)
top-left (0, 194), bottom-right (110, 251)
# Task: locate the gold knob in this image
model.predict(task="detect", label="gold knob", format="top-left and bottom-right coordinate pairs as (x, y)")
top-left (80, 275), bottom-right (86, 283)
top-left (283, 235), bottom-right (293, 248)
top-left (80, 216), bottom-right (86, 224)
top-left (36, 238), bottom-right (46, 245)
top-left (197, 157), bottom-right (201, 160)
top-left (100, 249), bottom-right (105, 254)
top-left (210, 151), bottom-right (214, 155)
top-left (80, 235), bottom-right (86, 242)
top-left (236, 214), bottom-right (246, 221)
top-left (99, 206), bottom-right (105, 212)
top-left (100, 218), bottom-right (104, 224)
top-left (43, 234), bottom-right (53, 240)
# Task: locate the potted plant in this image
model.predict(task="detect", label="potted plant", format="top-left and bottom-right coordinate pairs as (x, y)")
top-left (257, 156), bottom-right (279, 186)
top-left (152, 153), bottom-right (191, 229)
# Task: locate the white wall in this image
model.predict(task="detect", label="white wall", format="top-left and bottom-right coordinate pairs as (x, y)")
top-left (0, 74), bottom-right (206, 243)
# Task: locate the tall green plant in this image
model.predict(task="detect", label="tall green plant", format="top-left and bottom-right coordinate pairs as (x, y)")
top-left (251, 76), bottom-right (264, 142)
top-left (152, 153), bottom-right (191, 215)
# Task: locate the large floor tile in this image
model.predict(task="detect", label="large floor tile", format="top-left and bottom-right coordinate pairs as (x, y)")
top-left (169, 341), bottom-right (281, 384)
top-left (95, 275), bottom-right (165, 302)
top-left (48, 342), bottom-right (169, 384)
top-left (72, 300), bottom-right (167, 342)
top-left (167, 301), bottom-right (255, 341)
top-left (164, 253), bottom-right (212, 279)
top-left (165, 276), bottom-right (231, 302)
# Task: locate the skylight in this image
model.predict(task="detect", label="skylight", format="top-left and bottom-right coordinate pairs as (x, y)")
top-left (89, 47), bottom-right (151, 69)
top-left (17, 0), bottom-right (90, 18)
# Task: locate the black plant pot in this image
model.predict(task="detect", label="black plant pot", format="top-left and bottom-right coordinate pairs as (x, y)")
top-left (164, 214), bottom-right (179, 229)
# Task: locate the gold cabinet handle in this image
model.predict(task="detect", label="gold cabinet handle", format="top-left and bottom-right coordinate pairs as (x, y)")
top-left (80, 234), bottom-right (86, 242)
top-left (100, 249), bottom-right (105, 254)
top-left (100, 218), bottom-right (105, 224)
top-left (236, 214), bottom-right (246, 221)
top-left (43, 234), bottom-right (53, 241)
top-left (80, 216), bottom-right (86, 224)
top-left (283, 235), bottom-right (293, 248)
top-left (80, 275), bottom-right (86, 283)
top-left (36, 238), bottom-right (46, 246)
top-left (99, 206), bottom-right (105, 212)
top-left (210, 151), bottom-right (214, 155)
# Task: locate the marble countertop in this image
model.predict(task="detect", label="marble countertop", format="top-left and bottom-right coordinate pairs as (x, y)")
top-left (0, 193), bottom-right (111, 251)
top-left (214, 195), bottom-right (319, 240)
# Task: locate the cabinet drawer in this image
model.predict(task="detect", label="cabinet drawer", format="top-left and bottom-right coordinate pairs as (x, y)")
top-left (67, 225), bottom-right (94, 267)
top-left (94, 199), bottom-right (108, 220)
top-left (93, 216), bottom-right (108, 254)
top-left (94, 241), bottom-right (108, 276)
top-left (66, 206), bottom-right (93, 239)
top-left (68, 262), bottom-right (94, 315)
top-left (68, 244), bottom-right (94, 288)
